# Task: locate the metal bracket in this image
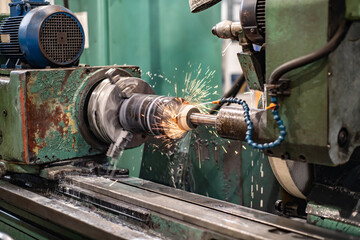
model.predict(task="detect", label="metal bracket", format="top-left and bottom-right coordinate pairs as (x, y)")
top-left (106, 130), bottom-right (133, 159)
top-left (105, 68), bottom-right (120, 84)
top-left (267, 78), bottom-right (291, 96)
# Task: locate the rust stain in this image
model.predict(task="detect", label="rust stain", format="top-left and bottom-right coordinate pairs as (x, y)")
top-left (72, 136), bottom-right (76, 150)
top-left (20, 84), bottom-right (29, 164)
top-left (26, 94), bottom-right (71, 161)
top-left (60, 70), bottom-right (72, 91)
top-left (63, 96), bottom-right (70, 104)
top-left (80, 69), bottom-right (88, 79)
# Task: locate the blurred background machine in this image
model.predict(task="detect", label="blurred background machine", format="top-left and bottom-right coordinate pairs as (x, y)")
top-left (0, 0), bottom-right (359, 239)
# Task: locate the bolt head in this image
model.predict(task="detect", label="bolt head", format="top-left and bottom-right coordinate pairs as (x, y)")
top-left (338, 128), bottom-right (349, 148)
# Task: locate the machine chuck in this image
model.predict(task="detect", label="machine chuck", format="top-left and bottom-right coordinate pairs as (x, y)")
top-left (86, 70), bottom-right (201, 156)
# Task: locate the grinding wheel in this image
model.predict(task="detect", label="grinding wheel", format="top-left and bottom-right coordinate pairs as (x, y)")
top-left (269, 157), bottom-right (314, 199)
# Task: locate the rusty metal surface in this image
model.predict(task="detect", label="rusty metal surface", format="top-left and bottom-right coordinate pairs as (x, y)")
top-left (0, 66), bottom-right (141, 165)
top-left (25, 68), bottom-right (94, 163)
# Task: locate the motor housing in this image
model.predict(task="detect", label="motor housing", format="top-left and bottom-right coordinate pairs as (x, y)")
top-left (0, 1), bottom-right (84, 68)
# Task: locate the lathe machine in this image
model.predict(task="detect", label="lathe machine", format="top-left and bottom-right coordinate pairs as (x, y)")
top-left (0, 0), bottom-right (359, 239)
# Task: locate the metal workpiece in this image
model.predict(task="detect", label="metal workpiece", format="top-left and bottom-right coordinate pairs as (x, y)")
top-left (190, 113), bottom-right (216, 127)
top-left (190, 106), bottom-right (266, 142)
top-left (212, 20), bottom-right (242, 40)
top-left (216, 106), bottom-right (265, 141)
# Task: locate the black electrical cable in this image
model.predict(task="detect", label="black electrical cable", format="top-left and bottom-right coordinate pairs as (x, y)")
top-left (209, 73), bottom-right (245, 114)
top-left (268, 21), bottom-right (348, 85)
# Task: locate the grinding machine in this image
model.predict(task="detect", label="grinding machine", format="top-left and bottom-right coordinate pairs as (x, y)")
top-left (0, 0), bottom-right (359, 239)
top-left (185, 0), bottom-right (360, 235)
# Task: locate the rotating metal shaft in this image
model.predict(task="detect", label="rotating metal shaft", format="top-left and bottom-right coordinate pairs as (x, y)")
top-left (189, 113), bottom-right (216, 126)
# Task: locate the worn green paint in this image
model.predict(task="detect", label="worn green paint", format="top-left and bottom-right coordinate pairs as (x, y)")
top-left (0, 73), bottom-right (26, 162)
top-left (19, 69), bottom-right (100, 163)
top-left (265, 0), bottom-right (331, 165)
top-left (307, 202), bottom-right (360, 236)
top-left (0, 69), bottom-right (11, 75)
top-left (346, 0), bottom-right (360, 20)
top-left (309, 215), bottom-right (360, 236)
top-left (3, 162), bottom-right (40, 175)
top-left (237, 52), bottom-right (263, 90)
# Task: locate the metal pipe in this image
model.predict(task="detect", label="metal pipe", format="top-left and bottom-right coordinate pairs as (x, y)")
top-left (190, 113), bottom-right (217, 127)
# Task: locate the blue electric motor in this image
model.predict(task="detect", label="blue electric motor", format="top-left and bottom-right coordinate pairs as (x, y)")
top-left (0, 0), bottom-right (85, 68)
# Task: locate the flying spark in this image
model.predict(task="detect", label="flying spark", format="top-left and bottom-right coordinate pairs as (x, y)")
top-left (145, 63), bottom-right (219, 155)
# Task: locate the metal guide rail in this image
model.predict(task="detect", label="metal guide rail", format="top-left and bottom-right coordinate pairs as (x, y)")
top-left (0, 176), bottom-right (355, 240)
